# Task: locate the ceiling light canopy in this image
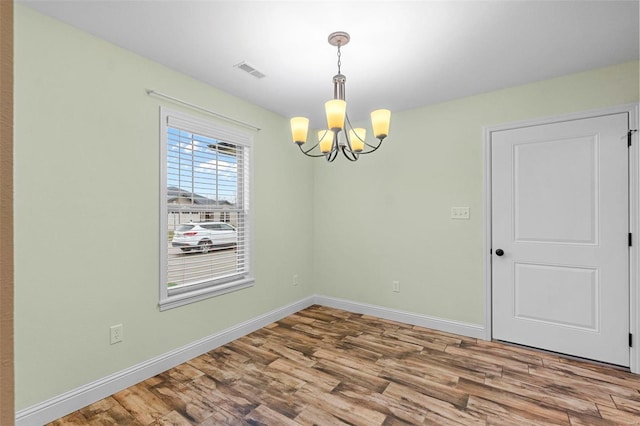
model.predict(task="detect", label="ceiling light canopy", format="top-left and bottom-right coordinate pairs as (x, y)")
top-left (290, 31), bottom-right (391, 162)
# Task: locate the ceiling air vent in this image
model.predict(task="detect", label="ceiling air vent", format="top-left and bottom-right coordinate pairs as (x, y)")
top-left (234, 61), bottom-right (266, 79)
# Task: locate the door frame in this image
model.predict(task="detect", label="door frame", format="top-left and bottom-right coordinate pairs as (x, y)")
top-left (483, 103), bottom-right (640, 372)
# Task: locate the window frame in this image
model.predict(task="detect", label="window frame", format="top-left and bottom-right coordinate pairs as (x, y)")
top-left (159, 107), bottom-right (254, 311)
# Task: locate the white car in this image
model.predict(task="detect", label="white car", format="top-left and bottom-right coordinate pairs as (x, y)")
top-left (171, 222), bottom-right (237, 253)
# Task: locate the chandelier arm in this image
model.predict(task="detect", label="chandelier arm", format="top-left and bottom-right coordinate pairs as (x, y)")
top-left (340, 145), bottom-right (359, 161)
top-left (298, 143), bottom-right (327, 158)
top-left (345, 113), bottom-right (354, 131)
top-left (364, 139), bottom-right (383, 150)
top-left (326, 148), bottom-right (339, 162)
top-left (342, 126), bottom-right (354, 153)
top-left (357, 139), bottom-right (385, 155)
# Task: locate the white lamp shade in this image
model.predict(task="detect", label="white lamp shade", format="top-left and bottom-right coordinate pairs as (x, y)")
top-left (290, 117), bottom-right (309, 144)
top-left (318, 130), bottom-right (335, 153)
top-left (371, 109), bottom-right (391, 139)
top-left (325, 100), bottom-right (346, 131)
top-left (348, 128), bottom-right (366, 152)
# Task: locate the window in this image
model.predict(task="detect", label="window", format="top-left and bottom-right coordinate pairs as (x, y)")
top-left (160, 108), bottom-right (254, 310)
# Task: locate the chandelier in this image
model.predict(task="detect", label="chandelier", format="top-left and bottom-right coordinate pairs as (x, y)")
top-left (290, 31), bottom-right (391, 162)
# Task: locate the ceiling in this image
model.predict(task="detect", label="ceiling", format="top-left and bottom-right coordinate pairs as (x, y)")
top-left (21, 1), bottom-right (640, 128)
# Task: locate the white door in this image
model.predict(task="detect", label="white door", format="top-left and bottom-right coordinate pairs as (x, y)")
top-left (492, 113), bottom-right (630, 366)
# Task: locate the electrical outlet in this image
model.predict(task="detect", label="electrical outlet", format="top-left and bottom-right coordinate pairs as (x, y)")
top-left (392, 280), bottom-right (400, 293)
top-left (451, 206), bottom-right (470, 220)
top-left (293, 274), bottom-right (299, 286)
top-left (110, 324), bottom-right (123, 345)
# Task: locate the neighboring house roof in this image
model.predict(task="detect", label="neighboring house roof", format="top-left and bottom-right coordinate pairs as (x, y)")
top-left (167, 186), bottom-right (234, 207)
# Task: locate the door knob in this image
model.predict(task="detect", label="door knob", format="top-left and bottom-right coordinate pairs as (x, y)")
top-left (495, 249), bottom-right (504, 256)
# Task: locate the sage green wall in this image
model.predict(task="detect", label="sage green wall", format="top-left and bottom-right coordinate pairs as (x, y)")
top-left (14, 5), bottom-right (314, 409)
top-left (312, 60), bottom-right (639, 325)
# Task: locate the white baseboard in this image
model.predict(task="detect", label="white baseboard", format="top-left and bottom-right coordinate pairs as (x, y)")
top-left (314, 295), bottom-right (486, 339)
top-left (16, 294), bottom-right (485, 425)
top-left (15, 296), bottom-right (316, 426)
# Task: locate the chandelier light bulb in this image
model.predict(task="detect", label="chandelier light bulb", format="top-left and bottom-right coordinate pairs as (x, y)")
top-left (325, 100), bottom-right (346, 131)
top-left (318, 130), bottom-right (335, 153)
top-left (348, 128), bottom-right (366, 152)
top-left (371, 109), bottom-right (391, 140)
top-left (290, 117), bottom-right (309, 145)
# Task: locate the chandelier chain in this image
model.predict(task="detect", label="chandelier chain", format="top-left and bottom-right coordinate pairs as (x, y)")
top-left (336, 44), bottom-right (342, 74)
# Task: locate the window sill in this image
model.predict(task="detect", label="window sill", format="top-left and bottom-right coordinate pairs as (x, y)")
top-left (159, 277), bottom-right (255, 311)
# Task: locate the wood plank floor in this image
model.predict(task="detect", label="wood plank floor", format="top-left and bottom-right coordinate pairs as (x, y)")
top-left (50, 305), bottom-right (640, 425)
